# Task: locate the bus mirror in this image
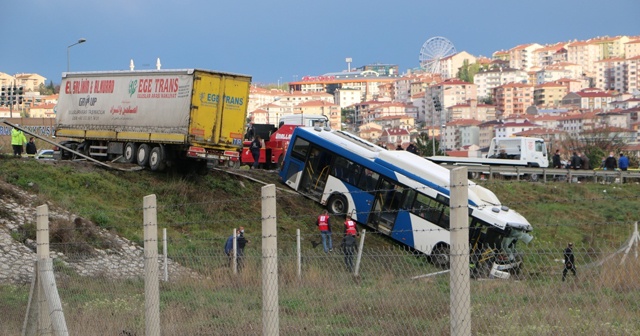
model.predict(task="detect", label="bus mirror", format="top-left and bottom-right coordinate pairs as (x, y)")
top-left (512, 231), bottom-right (534, 244)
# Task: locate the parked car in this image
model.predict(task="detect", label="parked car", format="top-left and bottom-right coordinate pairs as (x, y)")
top-left (35, 149), bottom-right (54, 160)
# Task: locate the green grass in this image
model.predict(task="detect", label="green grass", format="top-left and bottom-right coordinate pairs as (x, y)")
top-left (1, 156), bottom-right (640, 334)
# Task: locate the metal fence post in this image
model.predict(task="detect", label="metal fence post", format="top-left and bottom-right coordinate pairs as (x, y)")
top-left (450, 167), bottom-right (471, 336)
top-left (262, 184), bottom-right (279, 335)
top-left (143, 195), bottom-right (160, 336)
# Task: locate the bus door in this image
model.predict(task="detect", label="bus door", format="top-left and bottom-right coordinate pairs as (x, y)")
top-left (368, 179), bottom-right (407, 236)
top-left (298, 146), bottom-right (333, 200)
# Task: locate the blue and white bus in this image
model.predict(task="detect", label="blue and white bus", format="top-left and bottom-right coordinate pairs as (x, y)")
top-left (279, 126), bottom-right (534, 272)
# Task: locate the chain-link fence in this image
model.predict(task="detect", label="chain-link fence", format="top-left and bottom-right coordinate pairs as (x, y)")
top-left (2, 182), bottom-right (640, 335)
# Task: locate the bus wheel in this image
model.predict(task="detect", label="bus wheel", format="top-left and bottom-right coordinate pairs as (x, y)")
top-left (431, 244), bottom-right (450, 268)
top-left (528, 174), bottom-right (539, 182)
top-left (123, 142), bottom-right (138, 163)
top-left (469, 171), bottom-right (480, 179)
top-left (327, 194), bottom-right (348, 216)
top-left (137, 144), bottom-right (151, 167)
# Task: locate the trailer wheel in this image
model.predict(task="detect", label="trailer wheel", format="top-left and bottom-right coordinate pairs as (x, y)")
top-left (327, 194), bottom-right (348, 216)
top-left (137, 144), bottom-right (151, 167)
top-left (528, 174), bottom-right (539, 182)
top-left (149, 146), bottom-right (166, 172)
top-left (123, 142), bottom-right (138, 163)
top-left (228, 160), bottom-right (240, 169)
top-left (431, 243), bottom-right (450, 268)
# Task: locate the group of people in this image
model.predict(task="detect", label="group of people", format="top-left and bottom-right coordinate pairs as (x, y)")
top-left (10, 125), bottom-right (37, 157)
top-left (224, 227), bottom-right (249, 270)
top-left (552, 150), bottom-right (631, 171)
top-left (394, 142), bottom-right (418, 155)
top-left (316, 210), bottom-right (359, 272)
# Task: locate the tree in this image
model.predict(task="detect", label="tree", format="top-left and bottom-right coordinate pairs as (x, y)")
top-left (560, 128), bottom-right (628, 168)
top-left (415, 132), bottom-right (442, 156)
top-left (456, 60), bottom-right (488, 83)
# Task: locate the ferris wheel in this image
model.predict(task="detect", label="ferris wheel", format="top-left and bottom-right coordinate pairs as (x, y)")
top-left (418, 36), bottom-right (457, 74)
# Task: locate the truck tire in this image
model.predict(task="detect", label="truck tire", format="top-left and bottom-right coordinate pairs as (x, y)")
top-left (137, 144), bottom-right (151, 167)
top-left (149, 146), bottom-right (166, 172)
top-left (123, 142), bottom-right (138, 163)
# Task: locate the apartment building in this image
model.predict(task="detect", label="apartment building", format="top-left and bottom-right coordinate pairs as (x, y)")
top-left (441, 119), bottom-right (481, 150)
top-left (248, 86), bottom-right (283, 112)
top-left (288, 72), bottom-right (397, 101)
top-left (425, 78), bottom-right (477, 126)
top-left (474, 67), bottom-right (528, 98)
top-left (448, 99), bottom-right (496, 121)
top-left (536, 62), bottom-right (583, 84)
top-left (626, 55), bottom-right (640, 94)
top-left (494, 119), bottom-right (541, 138)
top-left (292, 100), bottom-right (341, 130)
top-left (477, 120), bottom-right (503, 149)
top-left (334, 87), bottom-right (362, 109)
top-left (439, 51), bottom-right (476, 79)
top-left (534, 82), bottom-right (568, 108)
top-left (533, 42), bottom-right (568, 68)
top-left (624, 39), bottom-right (640, 59)
top-left (493, 82), bottom-right (534, 117)
top-left (595, 57), bottom-right (628, 93)
top-left (379, 128), bottom-right (411, 147)
top-left (509, 43), bottom-right (543, 71)
top-left (561, 88), bottom-right (613, 111)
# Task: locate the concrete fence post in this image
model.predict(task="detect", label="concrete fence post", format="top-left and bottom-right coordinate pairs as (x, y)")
top-left (296, 229), bottom-right (301, 280)
top-left (354, 229), bottom-right (366, 277)
top-left (262, 184), bottom-right (279, 335)
top-left (143, 195), bottom-right (160, 336)
top-left (450, 167), bottom-right (471, 336)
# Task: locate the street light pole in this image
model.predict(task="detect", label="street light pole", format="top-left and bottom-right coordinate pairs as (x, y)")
top-left (67, 38), bottom-right (87, 72)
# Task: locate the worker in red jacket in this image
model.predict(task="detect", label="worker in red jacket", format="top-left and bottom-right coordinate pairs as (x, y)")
top-left (317, 210), bottom-right (333, 253)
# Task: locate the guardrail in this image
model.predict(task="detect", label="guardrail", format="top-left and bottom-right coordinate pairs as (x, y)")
top-left (438, 164), bottom-right (640, 183)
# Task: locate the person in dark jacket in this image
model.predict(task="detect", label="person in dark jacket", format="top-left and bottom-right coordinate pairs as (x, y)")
top-left (26, 137), bottom-right (37, 157)
top-left (562, 242), bottom-right (576, 281)
top-left (570, 152), bottom-right (581, 170)
top-left (250, 135), bottom-right (262, 169)
top-left (603, 152), bottom-right (617, 170)
top-left (236, 227), bottom-right (249, 270)
top-left (552, 150), bottom-right (561, 168)
top-left (406, 143), bottom-right (418, 154)
top-left (341, 234), bottom-right (357, 272)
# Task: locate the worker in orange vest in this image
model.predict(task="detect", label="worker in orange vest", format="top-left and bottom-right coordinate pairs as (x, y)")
top-left (317, 209), bottom-right (333, 253)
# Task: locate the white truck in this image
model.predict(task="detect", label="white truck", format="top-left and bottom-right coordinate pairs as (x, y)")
top-left (427, 137), bottom-right (549, 180)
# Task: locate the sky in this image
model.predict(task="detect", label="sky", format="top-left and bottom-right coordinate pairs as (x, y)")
top-left (1, 0), bottom-right (638, 86)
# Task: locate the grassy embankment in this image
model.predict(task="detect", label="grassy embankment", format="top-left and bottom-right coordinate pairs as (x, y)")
top-left (0, 157), bottom-right (639, 335)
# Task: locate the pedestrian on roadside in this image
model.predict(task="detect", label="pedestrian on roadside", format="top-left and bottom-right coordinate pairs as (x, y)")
top-left (11, 125), bottom-right (27, 157)
top-left (250, 135), bottom-right (262, 169)
top-left (26, 137), bottom-right (37, 157)
top-left (406, 142), bottom-right (418, 154)
top-left (395, 144), bottom-right (403, 150)
top-left (562, 242), bottom-right (577, 281)
top-left (224, 229), bottom-right (239, 268)
top-left (552, 149), bottom-right (562, 169)
top-left (317, 209), bottom-right (333, 253)
top-left (344, 214), bottom-right (358, 238)
top-left (341, 232), bottom-right (357, 273)
top-left (579, 152), bottom-right (590, 170)
top-left (236, 227), bottom-right (249, 271)
top-left (618, 153), bottom-right (629, 171)
top-left (570, 152), bottom-right (581, 170)
top-left (603, 152), bottom-right (617, 170)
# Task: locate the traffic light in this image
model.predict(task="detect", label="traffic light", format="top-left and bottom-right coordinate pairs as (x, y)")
top-left (17, 86), bottom-right (24, 95)
top-left (0, 86), bottom-right (6, 106)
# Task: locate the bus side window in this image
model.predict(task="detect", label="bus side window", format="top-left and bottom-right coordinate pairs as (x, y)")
top-left (357, 169), bottom-right (379, 193)
top-left (291, 138), bottom-right (310, 161)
